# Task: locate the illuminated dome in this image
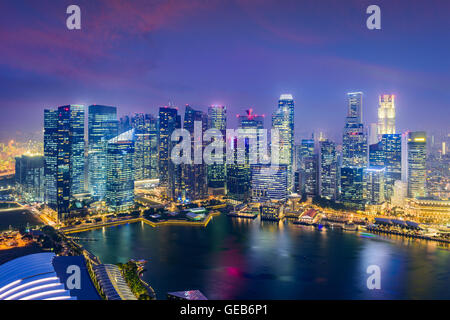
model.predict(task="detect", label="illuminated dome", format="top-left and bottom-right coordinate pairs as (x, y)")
top-left (0, 253), bottom-right (75, 300)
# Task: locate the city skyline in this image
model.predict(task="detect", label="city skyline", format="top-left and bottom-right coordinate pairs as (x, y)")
top-left (1, 0), bottom-right (450, 142)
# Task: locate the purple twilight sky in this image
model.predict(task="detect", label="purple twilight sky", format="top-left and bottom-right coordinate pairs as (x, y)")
top-left (0, 0), bottom-right (449, 143)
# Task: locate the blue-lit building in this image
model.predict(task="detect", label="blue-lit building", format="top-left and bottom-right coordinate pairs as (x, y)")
top-left (207, 105), bottom-right (227, 193)
top-left (341, 92), bottom-right (367, 208)
top-left (181, 105), bottom-right (208, 201)
top-left (158, 107), bottom-right (181, 197)
top-left (251, 164), bottom-right (288, 202)
top-left (272, 94), bottom-right (295, 192)
top-left (15, 154), bottom-right (45, 202)
top-left (408, 131), bottom-right (427, 198)
top-left (227, 109), bottom-right (265, 202)
top-left (319, 140), bottom-right (338, 200)
top-left (381, 133), bottom-right (402, 199)
top-left (365, 166), bottom-right (386, 205)
top-left (88, 105), bottom-right (118, 201)
top-left (132, 113), bottom-right (158, 181)
top-left (340, 166), bottom-right (365, 209)
top-left (0, 253), bottom-right (100, 300)
top-left (44, 109), bottom-right (58, 208)
top-left (44, 105), bottom-right (85, 221)
top-left (106, 130), bottom-right (135, 212)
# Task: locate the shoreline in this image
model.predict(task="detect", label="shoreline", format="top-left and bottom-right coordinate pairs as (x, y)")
top-left (62, 211), bottom-right (221, 235)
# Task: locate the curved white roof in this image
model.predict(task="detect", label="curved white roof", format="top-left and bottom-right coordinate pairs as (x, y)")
top-left (0, 253), bottom-right (75, 300)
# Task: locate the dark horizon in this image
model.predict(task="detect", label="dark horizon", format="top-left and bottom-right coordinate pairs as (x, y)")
top-left (0, 0), bottom-right (449, 143)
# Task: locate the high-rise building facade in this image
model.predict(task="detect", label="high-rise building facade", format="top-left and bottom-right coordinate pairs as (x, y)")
top-left (303, 154), bottom-right (318, 197)
top-left (340, 167), bottom-right (365, 209)
top-left (378, 94), bottom-right (396, 135)
top-left (381, 134), bottom-right (402, 200)
top-left (44, 105), bottom-right (85, 221)
top-left (272, 94), bottom-right (294, 191)
top-left (365, 166), bottom-right (385, 205)
top-left (227, 109), bottom-right (264, 202)
top-left (88, 105), bottom-right (118, 201)
top-left (341, 92), bottom-right (367, 208)
top-left (158, 107), bottom-right (180, 194)
top-left (106, 130), bottom-right (135, 212)
top-left (319, 140), bottom-right (338, 200)
top-left (207, 105), bottom-right (227, 192)
top-left (408, 131), bottom-right (427, 198)
top-left (44, 109), bottom-right (58, 208)
top-left (251, 164), bottom-right (288, 202)
top-left (15, 154), bottom-right (45, 202)
top-left (132, 113), bottom-right (158, 181)
top-left (181, 105), bottom-right (208, 201)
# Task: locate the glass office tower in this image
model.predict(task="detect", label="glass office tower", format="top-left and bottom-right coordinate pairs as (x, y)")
top-left (88, 105), bottom-right (118, 201)
top-left (106, 130), bottom-right (135, 212)
top-left (272, 94), bottom-right (295, 192)
top-left (207, 105), bottom-right (227, 193)
top-left (408, 131), bottom-right (427, 198)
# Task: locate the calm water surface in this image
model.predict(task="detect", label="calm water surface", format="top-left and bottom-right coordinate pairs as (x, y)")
top-left (77, 215), bottom-right (450, 299)
top-left (0, 209), bottom-right (42, 231)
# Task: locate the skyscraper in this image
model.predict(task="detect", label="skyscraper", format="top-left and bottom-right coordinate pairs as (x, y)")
top-left (365, 166), bottom-right (386, 205)
top-left (88, 105), bottom-right (118, 201)
top-left (251, 164), bottom-right (288, 202)
top-left (132, 113), bottom-right (158, 181)
top-left (44, 109), bottom-right (58, 208)
top-left (342, 92), bottom-right (367, 167)
top-left (340, 167), bottom-right (365, 209)
top-left (15, 154), bottom-right (45, 202)
top-left (407, 131), bottom-right (427, 198)
top-left (106, 130), bottom-right (135, 212)
top-left (158, 106), bottom-right (180, 194)
top-left (378, 94), bottom-right (396, 135)
top-left (44, 105), bottom-right (85, 221)
top-left (303, 154), bottom-right (318, 197)
top-left (319, 140), bottom-right (338, 200)
top-left (381, 134), bottom-right (402, 200)
top-left (181, 105), bottom-right (208, 201)
top-left (341, 92), bottom-right (367, 208)
top-left (207, 105), bottom-right (227, 193)
top-left (272, 94), bottom-right (294, 191)
top-left (227, 109), bottom-right (264, 202)
top-left (347, 92), bottom-right (363, 123)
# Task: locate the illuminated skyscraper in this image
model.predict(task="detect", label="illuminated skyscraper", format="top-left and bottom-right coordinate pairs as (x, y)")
top-left (158, 107), bottom-right (180, 192)
top-left (381, 134), bottom-right (402, 200)
top-left (378, 94), bottom-right (396, 135)
top-left (181, 105), bottom-right (208, 201)
top-left (132, 113), bottom-right (158, 181)
top-left (303, 154), bottom-right (318, 197)
top-left (347, 92), bottom-right (363, 123)
top-left (88, 105), bottom-right (118, 201)
top-left (44, 105), bottom-right (85, 221)
top-left (369, 142), bottom-right (385, 167)
top-left (319, 140), bottom-right (338, 200)
top-left (251, 164), bottom-right (288, 202)
top-left (342, 92), bottom-right (367, 167)
top-left (341, 92), bottom-right (367, 208)
top-left (272, 94), bottom-right (294, 191)
top-left (106, 130), bottom-right (135, 212)
top-left (340, 167), bottom-right (365, 209)
top-left (227, 109), bottom-right (264, 202)
top-left (407, 131), bottom-right (427, 198)
top-left (44, 109), bottom-right (58, 208)
top-left (207, 105), bottom-right (227, 193)
top-left (15, 154), bottom-right (45, 202)
top-left (365, 166), bottom-right (385, 205)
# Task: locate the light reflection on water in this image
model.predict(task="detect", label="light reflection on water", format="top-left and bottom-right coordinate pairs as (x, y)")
top-left (77, 214), bottom-right (450, 300)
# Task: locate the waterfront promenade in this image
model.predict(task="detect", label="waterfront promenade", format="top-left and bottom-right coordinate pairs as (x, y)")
top-left (61, 211), bottom-right (221, 235)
